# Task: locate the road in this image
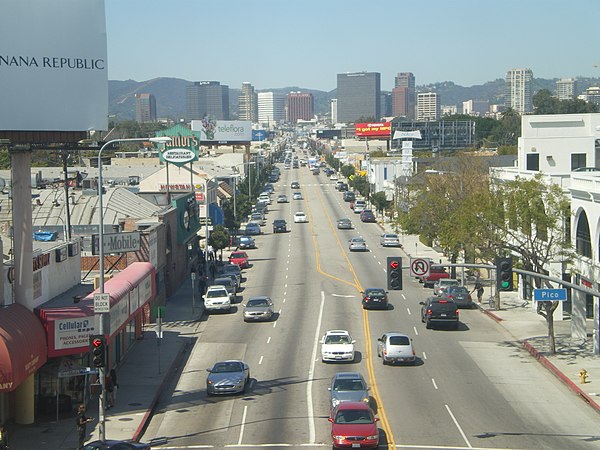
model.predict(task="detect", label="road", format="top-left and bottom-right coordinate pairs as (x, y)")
top-left (144, 158), bottom-right (600, 449)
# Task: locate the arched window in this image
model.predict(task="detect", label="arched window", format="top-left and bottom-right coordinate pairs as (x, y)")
top-left (575, 211), bottom-right (592, 258)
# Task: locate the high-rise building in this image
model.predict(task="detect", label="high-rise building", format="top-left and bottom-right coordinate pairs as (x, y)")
top-left (556, 78), bottom-right (577, 101)
top-left (331, 99), bottom-right (338, 124)
top-left (392, 72), bottom-right (415, 118)
top-left (135, 93), bottom-right (156, 123)
top-left (286, 92), bottom-right (314, 122)
top-left (462, 99), bottom-right (489, 116)
top-left (257, 92), bottom-right (286, 125)
top-left (582, 86), bottom-right (600, 108)
top-left (186, 81), bottom-right (230, 120)
top-left (505, 68), bottom-right (533, 114)
top-left (238, 82), bottom-right (258, 122)
top-left (417, 92), bottom-right (440, 121)
top-left (336, 72), bottom-right (381, 123)
top-left (381, 92), bottom-right (392, 117)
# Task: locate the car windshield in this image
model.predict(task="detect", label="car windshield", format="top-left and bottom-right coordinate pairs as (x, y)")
top-left (389, 336), bottom-right (410, 346)
top-left (325, 335), bottom-right (351, 344)
top-left (247, 298), bottom-right (270, 307)
top-left (385, 234), bottom-right (398, 239)
top-left (212, 362), bottom-right (243, 373)
top-left (351, 238), bottom-right (364, 243)
top-left (333, 379), bottom-right (365, 391)
top-left (366, 290), bottom-right (385, 298)
top-left (448, 286), bottom-right (468, 295)
top-left (231, 253), bottom-right (246, 258)
top-left (206, 289), bottom-right (228, 298)
top-left (334, 409), bottom-right (373, 424)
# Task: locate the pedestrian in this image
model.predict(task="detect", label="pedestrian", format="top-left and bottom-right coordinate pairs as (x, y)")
top-left (105, 374), bottom-right (114, 409)
top-left (0, 423), bottom-right (8, 450)
top-left (198, 274), bottom-right (207, 296)
top-left (76, 404), bottom-right (94, 450)
top-left (110, 368), bottom-right (118, 405)
top-left (207, 245), bottom-right (214, 261)
top-left (209, 262), bottom-right (216, 280)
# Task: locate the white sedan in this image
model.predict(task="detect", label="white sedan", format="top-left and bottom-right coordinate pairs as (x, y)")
top-left (321, 330), bottom-right (356, 362)
top-left (294, 212), bottom-right (308, 223)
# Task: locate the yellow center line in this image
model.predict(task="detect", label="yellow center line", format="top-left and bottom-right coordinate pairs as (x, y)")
top-left (301, 177), bottom-right (397, 450)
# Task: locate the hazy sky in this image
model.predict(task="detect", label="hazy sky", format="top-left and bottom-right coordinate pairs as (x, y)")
top-left (106, 0), bottom-right (599, 92)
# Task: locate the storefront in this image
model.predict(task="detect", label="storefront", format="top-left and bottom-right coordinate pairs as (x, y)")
top-left (35, 262), bottom-right (155, 418)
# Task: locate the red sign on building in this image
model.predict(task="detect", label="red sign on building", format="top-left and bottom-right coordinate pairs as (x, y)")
top-left (355, 122), bottom-right (391, 137)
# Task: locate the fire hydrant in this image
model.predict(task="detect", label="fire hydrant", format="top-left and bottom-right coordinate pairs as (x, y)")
top-left (580, 368), bottom-right (589, 384)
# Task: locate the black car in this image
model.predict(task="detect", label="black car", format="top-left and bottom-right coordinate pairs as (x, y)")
top-left (273, 219), bottom-right (287, 233)
top-left (83, 440), bottom-right (150, 450)
top-left (338, 182), bottom-right (348, 192)
top-left (343, 191), bottom-right (356, 202)
top-left (419, 297), bottom-right (459, 329)
top-left (291, 181), bottom-right (300, 189)
top-left (442, 285), bottom-right (474, 308)
top-left (361, 288), bottom-right (389, 310)
top-left (360, 210), bottom-right (376, 223)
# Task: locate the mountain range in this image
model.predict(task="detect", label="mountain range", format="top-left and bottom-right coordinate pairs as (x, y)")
top-left (109, 76), bottom-right (600, 122)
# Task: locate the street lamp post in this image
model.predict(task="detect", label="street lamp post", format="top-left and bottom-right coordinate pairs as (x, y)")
top-left (204, 175), bottom-right (219, 279)
top-left (96, 136), bottom-right (170, 442)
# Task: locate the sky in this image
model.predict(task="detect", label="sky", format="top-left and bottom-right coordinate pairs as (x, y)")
top-left (106, 0), bottom-right (599, 92)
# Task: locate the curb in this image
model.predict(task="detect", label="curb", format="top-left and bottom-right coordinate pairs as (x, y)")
top-left (475, 303), bottom-right (503, 323)
top-left (523, 340), bottom-right (600, 414)
top-left (131, 341), bottom-right (189, 442)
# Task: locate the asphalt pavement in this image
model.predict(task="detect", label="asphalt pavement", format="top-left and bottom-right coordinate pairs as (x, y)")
top-left (8, 217), bottom-right (600, 449)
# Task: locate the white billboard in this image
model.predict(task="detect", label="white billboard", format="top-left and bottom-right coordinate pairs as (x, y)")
top-left (0, 0), bottom-right (108, 131)
top-left (191, 119), bottom-right (252, 142)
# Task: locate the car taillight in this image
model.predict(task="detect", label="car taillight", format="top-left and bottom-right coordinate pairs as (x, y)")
top-left (439, 300), bottom-right (447, 303)
top-left (427, 308), bottom-right (432, 315)
top-left (455, 309), bottom-right (459, 315)
top-left (364, 297), bottom-right (369, 302)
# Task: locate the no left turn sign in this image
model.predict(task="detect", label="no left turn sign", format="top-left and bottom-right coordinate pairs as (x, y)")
top-left (410, 258), bottom-right (431, 277)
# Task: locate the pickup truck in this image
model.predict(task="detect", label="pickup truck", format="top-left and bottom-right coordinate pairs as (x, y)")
top-left (419, 266), bottom-right (450, 288)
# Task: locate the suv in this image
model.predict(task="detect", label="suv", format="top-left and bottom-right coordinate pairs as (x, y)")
top-left (419, 297), bottom-right (459, 329)
top-left (273, 219), bottom-right (287, 233)
top-left (420, 266), bottom-right (450, 288)
top-left (203, 285), bottom-right (232, 313)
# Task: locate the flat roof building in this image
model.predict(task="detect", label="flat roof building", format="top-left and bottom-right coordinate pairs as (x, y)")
top-left (336, 72), bottom-right (381, 123)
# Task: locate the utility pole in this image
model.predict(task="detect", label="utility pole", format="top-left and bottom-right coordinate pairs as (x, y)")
top-left (61, 150), bottom-right (72, 240)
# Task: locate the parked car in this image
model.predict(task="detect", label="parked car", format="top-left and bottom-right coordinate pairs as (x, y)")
top-left (294, 211), bottom-right (308, 223)
top-left (245, 222), bottom-right (261, 236)
top-left (349, 237), bottom-right (368, 252)
top-left (212, 276), bottom-right (237, 299)
top-left (329, 402), bottom-right (379, 449)
top-left (243, 296), bottom-right (274, 322)
top-left (380, 233), bottom-right (401, 247)
top-left (220, 263), bottom-right (242, 285)
top-left (249, 212), bottom-right (265, 225)
top-left (337, 218), bottom-right (353, 230)
top-left (335, 181), bottom-right (345, 190)
top-left (330, 173), bottom-right (339, 181)
top-left (237, 236), bottom-right (256, 250)
top-left (420, 297), bottom-right (460, 329)
top-left (228, 251), bottom-right (250, 269)
top-left (442, 285), bottom-right (474, 308)
top-left (361, 288), bottom-right (389, 310)
top-left (320, 330), bottom-right (355, 363)
top-left (328, 372), bottom-right (369, 409)
top-left (360, 210), bottom-right (376, 223)
top-left (338, 182), bottom-right (348, 192)
top-left (433, 278), bottom-right (461, 297)
top-left (376, 332), bottom-right (416, 365)
top-left (353, 200), bottom-right (366, 213)
top-left (312, 168), bottom-right (320, 175)
top-left (273, 219), bottom-right (287, 233)
top-left (206, 360), bottom-right (250, 395)
top-left (83, 440), bottom-right (151, 450)
top-left (420, 266), bottom-right (450, 288)
top-left (343, 191), bottom-right (355, 202)
top-left (203, 285), bottom-right (232, 313)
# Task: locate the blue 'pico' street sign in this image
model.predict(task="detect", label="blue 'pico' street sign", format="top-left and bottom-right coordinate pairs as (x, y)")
top-left (533, 288), bottom-right (568, 301)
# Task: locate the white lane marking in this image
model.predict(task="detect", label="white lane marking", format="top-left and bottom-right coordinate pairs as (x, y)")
top-left (285, 284), bottom-right (288, 288)
top-left (283, 298), bottom-right (286, 303)
top-left (237, 405), bottom-right (248, 445)
top-left (422, 351), bottom-right (427, 360)
top-left (258, 355), bottom-right (264, 365)
top-left (378, 260), bottom-right (381, 265)
top-left (306, 290), bottom-right (325, 444)
top-left (413, 326), bottom-right (419, 336)
top-left (284, 292), bottom-right (287, 296)
top-left (267, 337), bottom-right (271, 344)
top-left (278, 309), bottom-right (282, 314)
top-left (401, 294), bottom-right (406, 300)
top-left (331, 294), bottom-right (355, 298)
top-left (446, 404), bottom-right (473, 448)
top-left (432, 378), bottom-right (438, 390)
top-left (285, 274), bottom-right (288, 279)
top-left (272, 321), bottom-right (277, 328)
top-left (407, 307), bottom-right (411, 315)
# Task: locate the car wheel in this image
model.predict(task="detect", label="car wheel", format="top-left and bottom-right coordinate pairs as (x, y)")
top-left (425, 321), bottom-right (431, 329)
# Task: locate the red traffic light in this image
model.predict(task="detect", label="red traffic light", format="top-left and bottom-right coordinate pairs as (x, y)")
top-left (389, 260), bottom-right (399, 269)
top-left (92, 338), bottom-right (103, 348)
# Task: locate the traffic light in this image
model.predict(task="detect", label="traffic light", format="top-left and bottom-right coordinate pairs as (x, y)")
top-left (90, 335), bottom-right (106, 368)
top-left (495, 257), bottom-right (513, 291)
top-left (387, 257), bottom-right (403, 290)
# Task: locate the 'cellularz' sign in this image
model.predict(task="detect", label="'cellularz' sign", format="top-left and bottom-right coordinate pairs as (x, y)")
top-left (54, 316), bottom-right (97, 351)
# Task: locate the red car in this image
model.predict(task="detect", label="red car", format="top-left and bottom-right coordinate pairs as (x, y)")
top-left (329, 402), bottom-right (379, 448)
top-left (228, 251), bottom-right (249, 269)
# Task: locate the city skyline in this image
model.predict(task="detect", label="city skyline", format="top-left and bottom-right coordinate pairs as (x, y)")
top-left (106, 0), bottom-right (599, 92)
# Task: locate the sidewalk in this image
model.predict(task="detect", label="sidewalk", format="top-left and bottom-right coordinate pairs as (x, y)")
top-left (9, 278), bottom-right (205, 450)
top-left (379, 218), bottom-right (600, 415)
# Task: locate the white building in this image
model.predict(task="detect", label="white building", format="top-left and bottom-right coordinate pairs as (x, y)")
top-left (462, 99), bottom-right (490, 116)
top-left (556, 78), bottom-right (577, 101)
top-left (505, 68), bottom-right (533, 114)
top-left (257, 92), bottom-right (285, 126)
top-left (417, 92), bottom-right (439, 121)
top-left (330, 98), bottom-right (338, 124)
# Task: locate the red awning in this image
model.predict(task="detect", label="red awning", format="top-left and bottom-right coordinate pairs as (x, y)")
top-left (0, 304), bottom-right (47, 392)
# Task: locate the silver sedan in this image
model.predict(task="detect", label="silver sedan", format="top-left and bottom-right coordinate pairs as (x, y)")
top-left (349, 237), bottom-right (368, 252)
top-left (380, 233), bottom-right (401, 247)
top-left (243, 296), bottom-right (274, 322)
top-left (206, 360), bottom-right (250, 395)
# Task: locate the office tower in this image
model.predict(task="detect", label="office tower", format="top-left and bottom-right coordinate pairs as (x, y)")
top-left (336, 72), bottom-right (381, 123)
top-left (556, 78), bottom-right (577, 100)
top-left (186, 81), bottom-right (230, 120)
top-left (286, 92), bottom-right (314, 122)
top-left (331, 99), bottom-right (338, 124)
top-left (505, 68), bottom-right (533, 114)
top-left (381, 92), bottom-right (392, 117)
top-left (238, 82), bottom-right (258, 122)
top-left (417, 92), bottom-right (440, 121)
top-left (392, 72), bottom-right (415, 118)
top-left (257, 92), bottom-right (285, 125)
top-left (135, 93), bottom-right (156, 123)
top-left (462, 99), bottom-right (489, 116)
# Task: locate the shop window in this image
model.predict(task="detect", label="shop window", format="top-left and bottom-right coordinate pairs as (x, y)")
top-left (571, 153), bottom-right (586, 171)
top-left (575, 211), bottom-right (592, 258)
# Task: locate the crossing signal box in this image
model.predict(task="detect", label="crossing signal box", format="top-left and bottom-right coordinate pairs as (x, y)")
top-left (387, 257), bottom-right (403, 290)
top-left (495, 257), bottom-right (513, 291)
top-left (90, 335), bottom-right (106, 368)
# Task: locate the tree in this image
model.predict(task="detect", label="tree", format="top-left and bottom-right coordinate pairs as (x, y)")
top-left (349, 174), bottom-right (369, 198)
top-left (489, 174), bottom-right (574, 354)
top-left (533, 89), bottom-right (598, 115)
top-left (340, 164), bottom-right (355, 179)
top-left (487, 108), bottom-right (521, 146)
top-left (208, 225), bottom-right (230, 260)
top-left (370, 191), bottom-right (390, 214)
